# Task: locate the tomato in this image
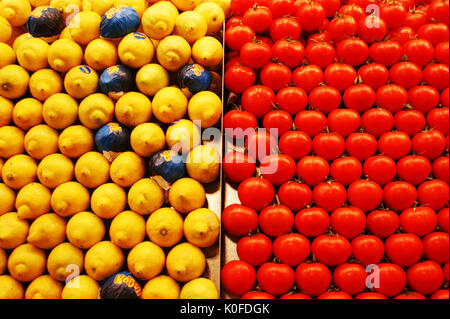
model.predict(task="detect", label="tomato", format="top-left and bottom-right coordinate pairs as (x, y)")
top-left (327, 109), bottom-right (361, 137)
top-left (358, 16), bottom-right (388, 44)
top-left (269, 17), bottom-right (302, 41)
top-left (223, 152), bottom-right (256, 183)
top-left (272, 40), bottom-right (305, 69)
top-left (338, 4), bottom-right (365, 22)
top-left (263, 110), bottom-right (293, 138)
top-left (305, 42), bottom-right (336, 69)
top-left (330, 156), bottom-right (362, 186)
top-left (294, 111), bottom-right (327, 137)
top-left (355, 293), bottom-right (388, 299)
top-left (438, 208), bottom-right (449, 233)
top-left (345, 133), bottom-right (378, 161)
top-left (226, 55), bottom-right (242, 69)
top-left (423, 64), bottom-right (450, 92)
top-left (333, 263), bottom-right (367, 296)
top-left (380, 2), bottom-right (407, 29)
top-left (295, 207), bottom-right (330, 237)
top-left (441, 88), bottom-right (450, 108)
top-left (226, 16), bottom-right (244, 30)
top-left (427, 108), bottom-right (449, 137)
top-left (240, 41), bottom-right (272, 70)
top-left (374, 264), bottom-right (407, 297)
top-left (400, 206), bottom-right (438, 237)
top-left (225, 26), bottom-right (255, 51)
top-left (412, 130), bottom-right (446, 160)
top-left (445, 262), bottom-right (449, 282)
top-left (376, 84), bottom-right (408, 114)
top-left (223, 110), bottom-right (257, 139)
top-left (378, 131), bottom-right (412, 160)
top-left (347, 180), bottom-right (384, 213)
top-left (331, 207), bottom-right (366, 239)
top-left (431, 290), bottom-right (450, 300)
top-left (363, 156), bottom-right (397, 186)
top-left (245, 130), bottom-right (277, 161)
top-left (417, 23), bottom-right (449, 46)
top-left (237, 234), bottom-right (273, 266)
top-left (369, 41), bottom-right (403, 67)
top-left (394, 110), bottom-right (426, 137)
top-left (394, 292), bottom-right (427, 299)
top-left (273, 233), bottom-right (310, 266)
top-left (260, 63), bottom-right (292, 93)
top-left (407, 261), bottom-right (445, 295)
top-left (311, 235), bottom-right (352, 266)
top-left (257, 263), bottom-right (295, 296)
top-left (313, 182), bottom-right (347, 213)
top-left (255, 35), bottom-right (274, 47)
top-left (389, 26), bottom-right (416, 45)
top-left (306, 31), bottom-right (333, 46)
top-left (427, 0), bottom-right (450, 25)
top-left (418, 180), bottom-right (450, 211)
top-left (397, 155), bottom-right (432, 186)
top-left (328, 15), bottom-right (358, 43)
top-left (221, 260), bottom-right (257, 296)
top-left (222, 204), bottom-right (258, 237)
top-left (357, 63), bottom-right (389, 90)
top-left (408, 85), bottom-right (440, 115)
top-left (295, 2), bottom-right (326, 32)
top-left (423, 232), bottom-right (449, 265)
top-left (241, 291), bottom-right (275, 299)
top-left (297, 156), bottom-right (330, 186)
top-left (390, 62), bottom-right (423, 90)
top-left (260, 153), bottom-right (297, 185)
top-left (292, 65), bottom-right (324, 93)
top-left (404, 9), bottom-right (428, 31)
top-left (225, 65), bottom-right (256, 94)
top-left (344, 85), bottom-right (376, 112)
top-left (276, 87), bottom-right (308, 115)
top-left (433, 156), bottom-right (449, 183)
top-left (351, 235), bottom-right (385, 266)
top-left (280, 293), bottom-right (312, 299)
top-left (367, 210), bottom-right (400, 238)
top-left (361, 108), bottom-right (394, 138)
top-left (238, 177), bottom-right (275, 211)
top-left (336, 38), bottom-right (369, 67)
top-left (316, 0), bottom-right (341, 17)
top-left (279, 131), bottom-right (312, 160)
top-left (435, 41), bottom-right (449, 65)
top-left (323, 63), bottom-right (357, 93)
top-left (313, 133), bottom-right (346, 161)
top-left (317, 291), bottom-right (352, 299)
top-left (384, 181), bottom-right (418, 212)
top-left (308, 86), bottom-right (342, 114)
top-left (278, 181), bottom-right (312, 212)
top-left (241, 85), bottom-right (275, 118)
top-left (259, 205), bottom-right (295, 237)
top-left (295, 263), bottom-right (332, 297)
top-left (230, 0), bottom-right (257, 15)
top-left (386, 233), bottom-right (423, 267)
top-left (243, 6), bottom-right (273, 32)
top-left (267, 0), bottom-right (296, 18)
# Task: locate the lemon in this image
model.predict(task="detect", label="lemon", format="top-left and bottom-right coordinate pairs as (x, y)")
top-left (207, 0), bottom-right (231, 18)
top-left (180, 278), bottom-right (219, 299)
top-left (29, 0), bottom-right (51, 7)
top-left (0, 159), bottom-right (3, 181)
top-left (188, 91), bottom-right (222, 128)
top-left (84, 39), bottom-right (118, 71)
top-left (0, 212), bottom-right (29, 250)
top-left (152, 87), bottom-right (188, 124)
top-left (27, 213), bottom-right (66, 250)
top-left (194, 2), bottom-right (224, 35)
top-left (0, 126), bottom-right (25, 159)
top-left (0, 183), bottom-right (15, 215)
top-left (166, 242), bottom-right (206, 282)
top-left (118, 32), bottom-right (154, 69)
top-left (0, 275), bottom-right (24, 299)
top-left (128, 178), bottom-right (165, 215)
top-left (0, 42), bottom-right (15, 67)
top-left (146, 207), bottom-right (184, 248)
top-left (82, 0), bottom-right (113, 15)
top-left (2, 155), bottom-right (37, 190)
top-left (68, 11), bottom-right (101, 45)
top-left (186, 145), bottom-right (220, 183)
top-left (136, 63), bottom-right (170, 96)
top-left (141, 1), bottom-right (179, 40)
top-left (192, 36), bottom-right (223, 68)
top-left (24, 125), bottom-right (59, 160)
top-left (29, 69), bottom-right (63, 101)
top-left (12, 98), bottom-right (43, 130)
top-left (127, 241), bottom-right (165, 280)
top-left (142, 275), bottom-right (180, 299)
top-left (0, 16), bottom-right (12, 43)
top-left (8, 244), bottom-right (46, 282)
top-left (85, 241), bottom-right (124, 281)
top-left (42, 93), bottom-right (79, 130)
top-left (16, 182), bottom-right (51, 220)
top-left (0, 96), bottom-right (13, 126)
top-left (51, 182), bottom-right (90, 217)
top-left (115, 92), bottom-right (152, 127)
top-left (37, 154), bottom-right (74, 189)
top-left (0, 0), bottom-right (31, 27)
top-left (12, 32), bottom-right (32, 52)
top-left (175, 11), bottom-right (207, 44)
top-left (64, 65), bottom-right (99, 99)
top-left (171, 0), bottom-right (202, 11)
top-left (157, 35), bottom-right (191, 72)
top-left (62, 275), bottom-right (99, 299)
top-left (50, 0), bottom-right (82, 19)
top-left (130, 123), bottom-right (166, 157)
top-left (59, 27), bottom-right (73, 40)
top-left (0, 64), bottom-right (30, 99)
top-left (6, 25), bottom-right (26, 47)
top-left (66, 212), bottom-right (105, 249)
top-left (48, 39), bottom-right (83, 73)
top-left (90, 185), bottom-right (126, 220)
top-left (74, 152), bottom-right (110, 189)
top-left (78, 94), bottom-right (115, 130)
top-left (110, 151), bottom-right (146, 187)
top-left (184, 208), bottom-right (219, 248)
top-left (16, 38), bottom-right (49, 72)
top-left (166, 119), bottom-right (201, 153)
top-left (169, 178), bottom-right (206, 213)
top-left (114, 0), bottom-right (147, 17)
top-left (58, 125), bottom-right (94, 159)
top-left (25, 275), bottom-right (63, 299)
top-left (0, 248), bottom-right (6, 274)
top-left (47, 242), bottom-right (84, 282)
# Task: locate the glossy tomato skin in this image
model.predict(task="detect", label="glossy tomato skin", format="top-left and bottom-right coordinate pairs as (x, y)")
top-left (237, 234), bottom-right (273, 266)
top-left (222, 204), bottom-right (259, 237)
top-left (333, 263), bottom-right (367, 296)
top-left (259, 205), bottom-right (295, 237)
top-left (323, 63), bottom-right (357, 92)
top-left (376, 84), bottom-right (409, 114)
top-left (337, 38), bottom-right (370, 67)
top-left (412, 130), bottom-right (447, 160)
top-left (230, 0), bottom-right (257, 16)
top-left (390, 62), bottom-right (423, 90)
top-left (379, 1), bottom-right (407, 29)
top-left (369, 41), bottom-right (403, 67)
top-left (280, 293), bottom-right (312, 299)
top-left (374, 263), bottom-right (407, 297)
top-left (330, 156), bottom-right (363, 186)
top-left (427, 108), bottom-right (449, 136)
top-left (358, 63), bottom-right (390, 90)
top-left (355, 292), bottom-right (388, 299)
top-left (241, 291), bottom-right (275, 299)
top-left (241, 85), bottom-right (275, 119)
top-left (292, 65), bottom-right (324, 93)
top-left (385, 233), bottom-right (423, 267)
top-left (378, 131), bottom-right (412, 160)
top-left (225, 65), bottom-right (256, 94)
top-left (367, 210), bottom-right (400, 238)
top-left (363, 155), bottom-right (397, 186)
top-left (223, 152), bottom-right (256, 183)
top-left (240, 41), bottom-right (272, 70)
top-left (394, 110), bottom-right (426, 137)
top-left (279, 131), bottom-right (312, 160)
top-left (243, 6), bottom-right (273, 32)
top-left (404, 10), bottom-right (427, 32)
top-left (384, 181), bottom-right (418, 212)
top-left (345, 132), bottom-right (378, 161)
top-left (403, 39), bottom-right (435, 67)
top-left (295, 263), bottom-right (332, 297)
top-left (358, 16), bottom-right (388, 44)
top-left (223, 110), bottom-right (257, 139)
top-left (295, 1), bottom-right (326, 32)
top-left (397, 155), bottom-right (432, 186)
top-left (308, 86), bottom-right (342, 114)
top-left (423, 232), bottom-right (449, 265)
top-left (263, 110), bottom-right (293, 137)
top-left (313, 182), bottom-right (347, 213)
top-left (441, 88), bottom-right (449, 108)
top-left (272, 40), bottom-right (305, 69)
top-left (238, 177), bottom-right (276, 211)
top-left (267, 0), bottom-right (296, 18)
top-left (245, 131), bottom-right (278, 163)
top-left (278, 181), bottom-right (312, 211)
top-left (312, 133), bottom-right (346, 161)
top-left (226, 16), bottom-right (244, 30)
top-left (423, 64), bottom-right (449, 92)
top-left (435, 41), bottom-right (449, 65)
top-left (438, 208), bottom-right (449, 233)
top-left (417, 23), bottom-right (449, 46)
top-left (225, 25), bottom-right (255, 51)
top-left (327, 108), bottom-right (361, 138)
top-left (221, 260), bottom-right (257, 296)
top-left (338, 4), bottom-right (365, 22)
top-left (331, 207), bottom-right (366, 239)
top-left (394, 292), bottom-right (427, 300)
top-left (276, 87), bottom-right (308, 115)
top-left (433, 156), bottom-right (449, 183)
top-left (257, 263), bottom-right (295, 297)
top-left (389, 26), bottom-right (416, 45)
top-left (317, 291), bottom-right (352, 299)
top-left (347, 179), bottom-right (384, 213)
top-left (260, 63), bottom-right (292, 93)
top-left (426, 0), bottom-right (450, 25)
top-left (418, 180), bottom-right (450, 212)
top-left (273, 233), bottom-right (311, 266)
top-left (431, 290), bottom-right (450, 300)
top-left (311, 235), bottom-right (352, 266)
top-left (407, 261), bottom-right (445, 295)
top-left (270, 17), bottom-right (302, 41)
top-left (305, 42), bottom-right (337, 69)
top-left (294, 111), bottom-right (327, 137)
top-left (328, 14), bottom-right (358, 43)
top-left (400, 207), bottom-right (438, 237)
top-left (408, 85), bottom-right (440, 115)
top-left (351, 235), bottom-right (385, 266)
top-left (260, 154), bottom-right (297, 186)
top-left (343, 84), bottom-right (377, 112)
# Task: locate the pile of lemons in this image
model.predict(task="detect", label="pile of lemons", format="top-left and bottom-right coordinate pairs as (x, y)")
top-left (0, 0), bottom-right (226, 299)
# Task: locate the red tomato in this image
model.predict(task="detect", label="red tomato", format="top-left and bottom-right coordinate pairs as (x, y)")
top-left (376, 84), bottom-right (409, 114)
top-left (257, 263), bottom-right (295, 296)
top-left (389, 26), bottom-right (416, 45)
top-left (269, 17), bottom-right (302, 41)
top-left (223, 152), bottom-right (256, 183)
top-left (295, 263), bottom-right (332, 297)
top-left (226, 16), bottom-right (244, 30)
top-left (222, 204), bottom-right (259, 237)
top-left (355, 293), bottom-right (388, 299)
top-left (384, 181), bottom-right (418, 212)
top-left (418, 180), bottom-right (450, 211)
top-left (272, 40), bottom-right (305, 69)
top-left (378, 131), bottom-right (412, 160)
top-left (397, 155), bottom-right (432, 185)
top-left (263, 110), bottom-right (293, 137)
top-left (394, 110), bottom-right (426, 137)
top-left (412, 130), bottom-right (446, 160)
top-left (241, 291), bottom-right (275, 299)
top-left (223, 110), bottom-right (257, 139)
top-left (292, 65), bottom-right (323, 93)
top-left (367, 210), bottom-right (400, 238)
top-left (390, 62), bottom-right (423, 90)
top-left (225, 65), bottom-right (256, 94)
top-left (278, 181), bottom-right (312, 211)
top-left (358, 16), bottom-right (388, 44)
top-left (267, 0), bottom-right (296, 18)
top-left (279, 131), bottom-right (312, 161)
top-left (240, 41), bottom-right (272, 70)
top-left (445, 262), bottom-right (449, 282)
top-left (306, 31), bottom-right (333, 46)
top-left (347, 179), bottom-right (384, 213)
top-left (273, 233), bottom-right (311, 266)
top-left (243, 6), bottom-right (273, 32)
top-left (276, 87), bottom-right (308, 115)
top-left (230, 0), bottom-right (257, 16)
top-left (317, 291), bottom-right (352, 299)
top-left (408, 85), bottom-right (440, 115)
top-left (417, 23), bottom-right (449, 46)
top-left (374, 264), bottom-right (407, 297)
top-left (345, 132), bottom-right (378, 161)
top-left (245, 130), bottom-right (277, 161)
top-left (237, 234), bottom-right (273, 266)
top-left (295, 1), bottom-right (326, 32)
top-left (225, 26), bottom-right (255, 51)
top-left (226, 55), bottom-right (242, 69)
top-left (404, 9), bottom-right (427, 31)
top-left (435, 41), bottom-right (449, 65)
top-left (313, 133), bottom-right (346, 161)
top-left (255, 35), bottom-right (274, 47)
top-left (337, 38), bottom-right (369, 67)
top-left (433, 156), bottom-right (450, 183)
top-left (394, 292), bottom-right (427, 299)
top-left (295, 207), bottom-right (330, 237)
top-left (221, 260), bottom-right (257, 296)
top-left (331, 207), bottom-right (366, 239)
top-left (316, 0), bottom-right (341, 17)
top-left (305, 42), bottom-right (337, 69)
top-left (344, 83), bottom-right (378, 112)
top-left (294, 111), bottom-right (327, 137)
top-left (423, 232), bottom-right (449, 265)
top-left (427, 108), bottom-right (449, 136)
top-left (380, 1), bottom-right (407, 29)
top-left (327, 109), bottom-right (361, 138)
top-left (361, 108), bottom-right (394, 138)
top-left (338, 4), bottom-right (365, 22)
top-left (423, 64), bottom-right (449, 92)
top-left (426, 0), bottom-right (450, 25)
top-left (400, 206), bottom-right (438, 237)
top-left (260, 153), bottom-right (297, 186)
top-left (363, 155), bottom-right (397, 186)
top-left (260, 63), bottom-right (292, 93)
top-left (330, 156), bottom-right (363, 186)
top-left (280, 293), bottom-right (312, 299)
top-left (328, 14), bottom-right (358, 43)
top-left (333, 263), bottom-right (367, 296)
top-left (441, 88), bottom-right (449, 108)
top-left (313, 182), bottom-right (347, 213)
top-left (259, 205), bottom-right (295, 237)
top-left (438, 208), bottom-right (449, 233)
top-left (308, 86), bottom-right (342, 114)
top-left (431, 290), bottom-right (450, 300)
top-left (241, 85), bottom-right (275, 118)
top-left (296, 156), bottom-right (330, 186)
top-left (311, 234), bottom-right (352, 266)
top-left (407, 261), bottom-right (445, 295)
top-left (238, 177), bottom-right (275, 211)
top-left (357, 63), bottom-right (389, 90)
top-left (323, 63), bottom-right (357, 93)
top-left (369, 41), bottom-right (403, 67)
top-left (351, 235), bottom-right (385, 266)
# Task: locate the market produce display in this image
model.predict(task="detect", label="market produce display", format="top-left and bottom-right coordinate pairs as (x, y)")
top-left (222, 0), bottom-right (449, 300)
top-left (0, 0), bottom-right (225, 299)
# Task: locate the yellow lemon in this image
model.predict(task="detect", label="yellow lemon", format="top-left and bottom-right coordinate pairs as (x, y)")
top-left (51, 182), bottom-right (90, 217)
top-left (0, 248), bottom-right (6, 274)
top-left (152, 87), bottom-right (188, 124)
top-left (26, 213), bottom-right (67, 250)
top-left (166, 119), bottom-right (201, 153)
top-left (169, 178), bottom-right (206, 213)
top-left (64, 65), bottom-right (99, 99)
top-left (118, 32), bottom-right (154, 69)
top-left (0, 64), bottom-right (30, 99)
top-left (29, 0), bottom-right (51, 6)
top-left (6, 25), bottom-right (26, 47)
top-left (0, 126), bottom-right (25, 159)
top-left (15, 182), bottom-right (52, 220)
top-left (0, 0), bottom-right (31, 27)
top-left (82, 0), bottom-right (114, 16)
top-left (0, 159), bottom-right (3, 180)
top-left (0, 212), bottom-right (29, 250)
top-left (114, 0), bottom-right (147, 17)
top-left (109, 211), bottom-right (145, 249)
top-left (0, 16), bottom-right (12, 43)
top-left (59, 27), bottom-right (73, 40)
top-left (206, 0), bottom-right (231, 17)
top-left (84, 39), bottom-right (118, 71)
top-left (127, 241), bottom-right (165, 281)
top-left (130, 123), bottom-right (166, 157)
top-left (66, 211), bottom-right (105, 249)
top-left (47, 242), bottom-right (84, 282)
top-left (127, 178), bottom-right (164, 215)
top-left (146, 207), bottom-right (184, 248)
top-left (136, 63), bottom-right (169, 96)
top-left (0, 96), bottom-right (13, 126)
top-left (0, 183), bottom-right (15, 215)
top-left (180, 278), bottom-right (219, 299)
top-left (141, 1), bottom-right (178, 40)
top-left (0, 42), bottom-right (15, 67)
top-left (42, 93), bottom-right (79, 130)
top-left (12, 32), bottom-right (32, 52)
top-left (50, 0), bottom-right (82, 19)
top-left (186, 145), bottom-right (220, 183)
top-left (188, 91), bottom-right (222, 128)
top-left (78, 93), bottom-right (115, 130)
top-left (184, 208), bottom-right (219, 248)
top-left (8, 244), bottom-right (46, 282)
top-left (174, 11), bottom-right (207, 44)
top-left (68, 11), bottom-right (101, 45)
top-left (171, 0), bottom-right (202, 11)
top-left (24, 124), bottom-right (59, 160)
top-left (157, 35), bottom-right (191, 72)
top-left (85, 241), bottom-right (124, 281)
top-left (91, 183), bottom-right (127, 219)
top-left (16, 38), bottom-right (49, 72)
top-left (115, 92), bottom-right (152, 127)
top-left (194, 2), bottom-right (225, 35)
top-left (58, 125), bottom-right (94, 158)
top-left (192, 36), bottom-right (224, 68)
top-left (62, 275), bottom-right (99, 299)
top-left (74, 152), bottom-right (111, 189)
top-left (110, 151), bottom-right (146, 187)
top-left (166, 242), bottom-right (206, 282)
top-left (29, 69), bottom-right (63, 101)
top-left (12, 98), bottom-right (43, 131)
top-left (25, 275), bottom-right (63, 299)
top-left (0, 275), bottom-right (24, 299)
top-left (48, 39), bottom-right (83, 73)
top-left (142, 275), bottom-right (180, 299)
top-left (1, 155), bottom-right (37, 190)
top-left (37, 154), bottom-right (74, 189)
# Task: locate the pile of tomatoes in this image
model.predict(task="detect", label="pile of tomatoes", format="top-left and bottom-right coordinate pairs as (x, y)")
top-left (221, 0), bottom-right (449, 299)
